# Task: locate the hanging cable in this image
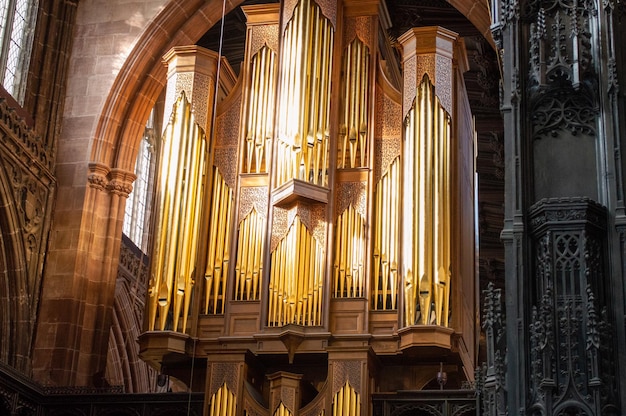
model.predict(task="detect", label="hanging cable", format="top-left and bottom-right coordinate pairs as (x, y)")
top-left (187, 1), bottom-right (227, 415)
top-left (209, 0), bottom-right (228, 143)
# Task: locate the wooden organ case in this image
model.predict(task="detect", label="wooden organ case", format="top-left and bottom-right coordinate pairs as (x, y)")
top-left (139, 1), bottom-right (477, 415)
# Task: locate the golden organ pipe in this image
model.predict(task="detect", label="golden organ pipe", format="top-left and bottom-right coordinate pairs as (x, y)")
top-left (181, 132), bottom-right (205, 331)
top-left (244, 213), bottom-right (255, 300)
top-left (342, 210), bottom-right (348, 297)
top-left (293, 221), bottom-right (302, 319)
top-left (334, 215), bottom-right (341, 297)
top-left (252, 214), bottom-right (262, 299)
top-left (284, 222), bottom-right (293, 321)
top-left (373, 186), bottom-right (381, 308)
top-left (215, 181), bottom-right (227, 313)
top-left (247, 55), bottom-right (258, 173)
top-left (222, 188), bottom-right (233, 304)
top-left (259, 50), bottom-right (275, 172)
top-left (229, 391), bottom-right (236, 416)
top-left (296, 222), bottom-right (305, 321)
top-left (160, 102), bottom-right (187, 330)
top-left (308, 235), bottom-right (316, 324)
top-left (150, 114), bottom-right (173, 329)
top-left (180, 127), bottom-right (201, 327)
top-left (255, 49), bottom-right (265, 145)
top-left (235, 218), bottom-right (245, 299)
top-left (441, 116), bottom-right (452, 326)
top-left (311, 245), bottom-right (321, 323)
top-left (373, 157), bottom-right (400, 310)
top-left (347, 384), bottom-right (352, 414)
top-left (433, 103), bottom-right (441, 325)
top-left (335, 387), bottom-right (341, 415)
top-left (268, 250), bottom-right (276, 323)
top-left (213, 184), bottom-right (227, 313)
top-left (317, 243), bottom-right (323, 322)
top-left (205, 172), bottom-right (220, 310)
top-left (201, 171), bottom-right (232, 314)
top-left (353, 41), bottom-right (361, 158)
top-left (347, 206), bottom-right (354, 295)
top-left (358, 212), bottom-right (364, 297)
top-left (276, 238), bottom-right (284, 325)
top-left (390, 160), bottom-right (399, 309)
top-left (341, 44), bottom-right (351, 169)
top-left (216, 388), bottom-right (222, 416)
top-left (382, 172), bottom-right (390, 308)
top-left (274, 246), bottom-right (281, 324)
top-left (359, 52), bottom-right (368, 167)
top-left (277, 241), bottom-right (285, 325)
top-left (402, 77), bottom-right (452, 326)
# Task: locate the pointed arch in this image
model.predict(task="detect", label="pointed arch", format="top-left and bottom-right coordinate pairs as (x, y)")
top-left (90, 0), bottom-right (238, 173)
top-left (0, 162), bottom-right (31, 372)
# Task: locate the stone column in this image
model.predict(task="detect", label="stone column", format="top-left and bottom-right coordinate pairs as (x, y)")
top-left (32, 161), bottom-right (135, 387)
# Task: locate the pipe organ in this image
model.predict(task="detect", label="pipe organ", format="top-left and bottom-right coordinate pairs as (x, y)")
top-left (140, 2), bottom-right (477, 415)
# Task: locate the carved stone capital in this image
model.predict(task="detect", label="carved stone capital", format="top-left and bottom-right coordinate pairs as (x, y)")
top-left (107, 168), bottom-right (136, 198)
top-left (87, 163), bottom-right (136, 197)
top-left (87, 162), bottom-right (110, 191)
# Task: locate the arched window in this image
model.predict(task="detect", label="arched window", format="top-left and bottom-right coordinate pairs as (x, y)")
top-left (0, 0), bottom-right (38, 104)
top-left (123, 110), bottom-right (157, 252)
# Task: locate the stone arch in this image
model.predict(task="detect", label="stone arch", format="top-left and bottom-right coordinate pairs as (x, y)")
top-left (89, 0), bottom-right (493, 175)
top-left (0, 162), bottom-right (31, 372)
top-left (90, 0), bottom-right (238, 174)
